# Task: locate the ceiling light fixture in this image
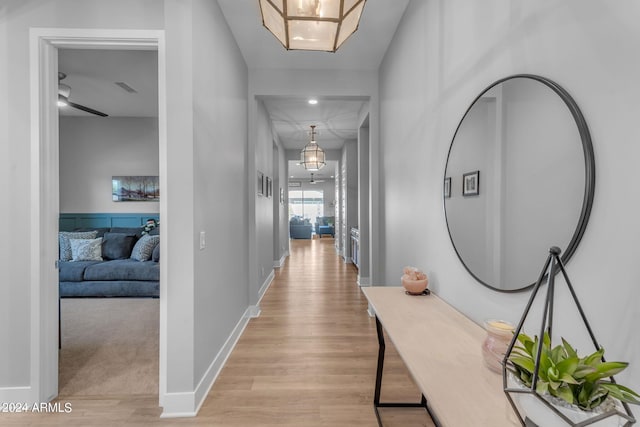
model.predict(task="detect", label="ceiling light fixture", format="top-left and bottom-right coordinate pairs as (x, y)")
top-left (308, 98), bottom-right (318, 105)
top-left (300, 125), bottom-right (326, 171)
top-left (258, 0), bottom-right (367, 52)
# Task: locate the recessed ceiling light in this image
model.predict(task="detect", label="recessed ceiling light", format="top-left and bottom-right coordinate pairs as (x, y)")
top-left (290, 175), bottom-right (294, 178)
top-left (308, 99), bottom-right (318, 105)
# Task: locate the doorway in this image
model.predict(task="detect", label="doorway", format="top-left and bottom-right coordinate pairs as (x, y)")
top-left (30, 29), bottom-right (167, 404)
top-left (57, 47), bottom-right (160, 397)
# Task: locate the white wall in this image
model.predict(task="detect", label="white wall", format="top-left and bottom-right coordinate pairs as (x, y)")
top-left (59, 116), bottom-right (159, 213)
top-left (255, 100), bottom-right (275, 292)
top-left (341, 140), bottom-right (358, 260)
top-left (0, 0), bottom-right (163, 395)
top-left (0, 0), bottom-right (251, 415)
top-left (380, 0), bottom-right (640, 392)
top-left (190, 0), bottom-right (249, 403)
top-left (273, 142), bottom-right (288, 265)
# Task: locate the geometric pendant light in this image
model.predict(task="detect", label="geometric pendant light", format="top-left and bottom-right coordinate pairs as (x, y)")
top-left (258, 0), bottom-right (367, 52)
top-left (300, 125), bottom-right (326, 171)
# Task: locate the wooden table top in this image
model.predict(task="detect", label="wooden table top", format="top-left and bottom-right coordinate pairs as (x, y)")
top-left (362, 286), bottom-right (519, 426)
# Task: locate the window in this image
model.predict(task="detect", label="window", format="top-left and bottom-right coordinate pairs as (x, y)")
top-left (289, 189), bottom-right (324, 223)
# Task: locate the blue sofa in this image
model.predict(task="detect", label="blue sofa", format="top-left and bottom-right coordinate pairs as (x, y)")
top-left (59, 226), bottom-right (159, 298)
top-left (59, 259), bottom-right (159, 297)
top-left (289, 216), bottom-right (312, 239)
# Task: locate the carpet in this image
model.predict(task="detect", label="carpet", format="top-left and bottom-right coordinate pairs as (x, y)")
top-left (58, 298), bottom-right (159, 397)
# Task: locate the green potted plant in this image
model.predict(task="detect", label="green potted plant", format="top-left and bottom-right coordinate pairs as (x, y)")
top-left (506, 331), bottom-right (640, 426)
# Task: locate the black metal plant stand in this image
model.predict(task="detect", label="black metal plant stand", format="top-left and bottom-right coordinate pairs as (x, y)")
top-left (502, 246), bottom-right (636, 426)
top-left (373, 316), bottom-right (440, 427)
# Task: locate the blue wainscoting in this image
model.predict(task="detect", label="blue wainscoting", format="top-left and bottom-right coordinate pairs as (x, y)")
top-left (59, 213), bottom-right (160, 231)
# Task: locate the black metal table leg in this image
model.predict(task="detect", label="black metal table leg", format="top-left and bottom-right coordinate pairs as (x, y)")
top-left (373, 315), bottom-right (440, 427)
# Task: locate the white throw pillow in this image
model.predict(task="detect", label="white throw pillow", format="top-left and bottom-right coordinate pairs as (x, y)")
top-left (59, 230), bottom-right (98, 261)
top-left (69, 238), bottom-right (103, 262)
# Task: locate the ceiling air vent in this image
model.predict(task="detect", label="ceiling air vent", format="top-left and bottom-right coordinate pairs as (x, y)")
top-left (114, 81), bottom-right (137, 93)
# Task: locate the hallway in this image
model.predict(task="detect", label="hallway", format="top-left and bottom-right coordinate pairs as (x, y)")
top-left (201, 237), bottom-right (434, 426)
top-left (6, 238), bottom-right (433, 426)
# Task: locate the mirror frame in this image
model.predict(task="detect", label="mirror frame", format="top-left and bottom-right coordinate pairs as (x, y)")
top-left (444, 74), bottom-right (596, 292)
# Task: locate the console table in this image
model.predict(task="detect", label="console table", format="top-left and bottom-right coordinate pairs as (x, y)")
top-left (362, 286), bottom-right (518, 426)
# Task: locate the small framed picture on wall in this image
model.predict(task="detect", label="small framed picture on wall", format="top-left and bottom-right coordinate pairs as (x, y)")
top-left (257, 171), bottom-right (264, 196)
top-left (444, 177), bottom-right (451, 198)
top-left (462, 170), bottom-right (479, 196)
top-left (266, 177), bottom-right (272, 198)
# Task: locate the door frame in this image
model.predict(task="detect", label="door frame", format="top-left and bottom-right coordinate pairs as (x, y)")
top-left (29, 28), bottom-right (167, 404)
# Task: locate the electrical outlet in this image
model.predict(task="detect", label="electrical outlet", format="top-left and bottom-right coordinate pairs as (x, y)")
top-left (199, 231), bottom-right (206, 250)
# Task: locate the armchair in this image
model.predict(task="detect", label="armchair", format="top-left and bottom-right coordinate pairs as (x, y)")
top-left (315, 216), bottom-right (335, 238)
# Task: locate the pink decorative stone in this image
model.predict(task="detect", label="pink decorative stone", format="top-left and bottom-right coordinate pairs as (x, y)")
top-left (402, 275), bottom-right (428, 295)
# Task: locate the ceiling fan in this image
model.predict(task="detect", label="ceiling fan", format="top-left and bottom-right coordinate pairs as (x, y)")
top-left (58, 72), bottom-right (108, 117)
top-left (309, 173), bottom-right (326, 184)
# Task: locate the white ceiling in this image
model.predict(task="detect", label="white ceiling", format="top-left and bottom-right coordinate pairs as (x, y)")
top-left (57, 1), bottom-right (410, 152)
top-left (234, 0), bottom-right (410, 151)
top-left (289, 159), bottom-right (338, 180)
top-left (262, 96), bottom-right (365, 150)
top-left (216, 0), bottom-right (409, 70)
top-left (58, 49), bottom-right (158, 118)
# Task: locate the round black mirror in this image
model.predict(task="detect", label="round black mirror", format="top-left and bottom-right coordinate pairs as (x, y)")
top-left (444, 75), bottom-right (595, 292)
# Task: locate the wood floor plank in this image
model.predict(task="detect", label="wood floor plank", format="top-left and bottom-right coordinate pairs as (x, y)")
top-left (5, 238), bottom-right (434, 426)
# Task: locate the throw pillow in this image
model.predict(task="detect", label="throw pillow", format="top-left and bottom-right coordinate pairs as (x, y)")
top-left (59, 230), bottom-right (98, 261)
top-left (130, 234), bottom-right (160, 262)
top-left (151, 243), bottom-right (160, 262)
top-left (101, 232), bottom-right (137, 260)
top-left (69, 238), bottom-right (103, 262)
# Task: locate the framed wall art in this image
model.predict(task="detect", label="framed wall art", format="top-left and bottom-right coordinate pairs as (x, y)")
top-left (112, 176), bottom-right (159, 202)
top-left (462, 171), bottom-right (480, 196)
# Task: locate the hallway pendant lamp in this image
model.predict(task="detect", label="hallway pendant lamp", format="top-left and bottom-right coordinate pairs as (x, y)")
top-left (300, 125), bottom-right (326, 171)
top-left (258, 0), bottom-right (367, 52)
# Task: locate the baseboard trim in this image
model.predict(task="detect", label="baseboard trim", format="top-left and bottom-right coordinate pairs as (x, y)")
top-left (273, 251), bottom-right (288, 268)
top-left (258, 270), bottom-right (275, 302)
top-left (0, 386), bottom-right (33, 405)
top-left (160, 307), bottom-right (252, 418)
top-left (247, 305), bottom-right (261, 318)
top-left (245, 269), bottom-right (275, 320)
top-left (357, 276), bottom-right (371, 287)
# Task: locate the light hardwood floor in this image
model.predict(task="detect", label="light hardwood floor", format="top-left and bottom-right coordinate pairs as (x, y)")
top-left (5, 238), bottom-right (434, 426)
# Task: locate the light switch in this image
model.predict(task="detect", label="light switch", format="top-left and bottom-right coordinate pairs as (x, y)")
top-left (199, 231), bottom-right (206, 250)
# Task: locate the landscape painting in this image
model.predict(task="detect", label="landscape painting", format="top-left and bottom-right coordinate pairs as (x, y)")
top-left (112, 176), bottom-right (159, 202)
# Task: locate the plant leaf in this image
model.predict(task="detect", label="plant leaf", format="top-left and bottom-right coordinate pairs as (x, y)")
top-left (559, 372), bottom-right (580, 385)
top-left (556, 385), bottom-right (574, 405)
top-left (582, 348), bottom-right (605, 367)
top-left (536, 380), bottom-right (549, 395)
top-left (573, 364), bottom-right (595, 379)
top-left (556, 356), bottom-right (579, 377)
top-left (510, 355), bottom-right (535, 374)
top-left (583, 361), bottom-right (628, 382)
top-left (600, 383), bottom-right (640, 405)
top-left (550, 344), bottom-right (565, 363)
top-left (562, 337), bottom-right (578, 358)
